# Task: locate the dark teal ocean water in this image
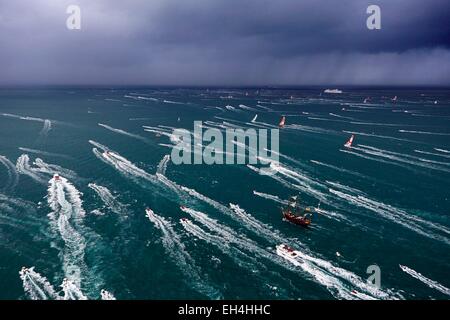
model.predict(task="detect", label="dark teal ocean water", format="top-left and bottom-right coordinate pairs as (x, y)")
top-left (0, 88), bottom-right (449, 300)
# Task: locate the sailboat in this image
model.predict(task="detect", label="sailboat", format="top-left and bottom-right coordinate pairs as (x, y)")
top-left (344, 134), bottom-right (354, 148)
top-left (281, 195), bottom-right (313, 227)
top-left (251, 114), bottom-right (258, 123)
top-left (279, 116), bottom-right (286, 128)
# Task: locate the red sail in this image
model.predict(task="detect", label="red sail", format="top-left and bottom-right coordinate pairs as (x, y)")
top-left (344, 134), bottom-right (354, 148)
top-left (279, 116), bottom-right (286, 128)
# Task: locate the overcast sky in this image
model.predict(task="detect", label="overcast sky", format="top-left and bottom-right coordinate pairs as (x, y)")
top-left (0, 0), bottom-right (449, 86)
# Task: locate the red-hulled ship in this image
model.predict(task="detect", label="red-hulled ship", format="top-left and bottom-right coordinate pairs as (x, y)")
top-left (282, 196), bottom-right (313, 227)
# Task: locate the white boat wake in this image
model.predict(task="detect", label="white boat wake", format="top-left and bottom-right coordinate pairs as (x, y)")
top-left (0, 155), bottom-right (19, 192)
top-left (61, 278), bottom-right (88, 300)
top-left (19, 267), bottom-right (60, 300)
top-left (399, 265), bottom-right (450, 296)
top-left (16, 154), bottom-right (77, 184)
top-left (330, 188), bottom-right (450, 245)
top-left (88, 183), bottom-right (128, 216)
top-left (47, 175), bottom-right (88, 290)
top-left (145, 208), bottom-right (222, 299)
top-left (98, 123), bottom-right (149, 144)
top-left (157, 155), bottom-right (171, 175)
top-left (100, 289), bottom-right (116, 300)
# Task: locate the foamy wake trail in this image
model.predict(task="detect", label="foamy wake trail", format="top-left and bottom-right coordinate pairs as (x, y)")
top-left (180, 219), bottom-right (258, 271)
top-left (90, 141), bottom-right (183, 201)
top-left (286, 124), bottom-right (334, 135)
top-left (39, 119), bottom-right (52, 137)
top-left (253, 191), bottom-right (288, 205)
top-left (278, 248), bottom-right (374, 300)
top-left (349, 145), bottom-right (450, 173)
top-left (238, 104), bottom-right (258, 111)
top-left (157, 155), bottom-right (171, 175)
top-left (47, 175), bottom-right (87, 288)
top-left (310, 160), bottom-right (369, 180)
top-left (414, 149), bottom-right (450, 159)
top-left (228, 204), bottom-right (390, 299)
top-left (90, 141), bottom-right (158, 185)
top-left (62, 279), bottom-right (88, 300)
top-left (145, 209), bottom-right (221, 299)
top-left (329, 113), bottom-right (354, 120)
top-left (19, 267), bottom-right (60, 300)
top-left (98, 123), bottom-right (149, 143)
top-left (0, 155), bottom-right (19, 191)
top-left (400, 265), bottom-right (450, 296)
top-left (343, 131), bottom-right (413, 143)
top-left (2, 113), bottom-right (46, 122)
top-left (100, 289), bottom-right (116, 300)
top-left (248, 164), bottom-right (345, 219)
top-left (16, 154), bottom-right (47, 184)
top-left (18, 147), bottom-right (70, 159)
top-left (88, 183), bottom-right (127, 216)
top-left (16, 154), bottom-right (77, 184)
top-left (34, 158), bottom-right (77, 179)
top-left (184, 206), bottom-right (388, 300)
top-left (399, 130), bottom-right (450, 136)
top-left (269, 162), bottom-right (330, 203)
top-left (435, 148), bottom-right (450, 154)
top-left (143, 126), bottom-right (180, 144)
top-left (330, 189), bottom-right (450, 245)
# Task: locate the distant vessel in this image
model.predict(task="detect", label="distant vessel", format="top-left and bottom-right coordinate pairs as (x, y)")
top-left (281, 196), bottom-right (313, 227)
top-left (344, 134), bottom-right (354, 148)
top-left (279, 116), bottom-right (286, 128)
top-left (251, 114), bottom-right (258, 123)
top-left (364, 97), bottom-right (371, 103)
top-left (276, 244), bottom-right (302, 266)
top-left (392, 96), bottom-right (398, 102)
top-left (324, 89), bottom-right (343, 94)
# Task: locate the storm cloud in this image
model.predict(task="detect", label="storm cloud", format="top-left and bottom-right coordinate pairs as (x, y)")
top-left (0, 0), bottom-right (449, 86)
